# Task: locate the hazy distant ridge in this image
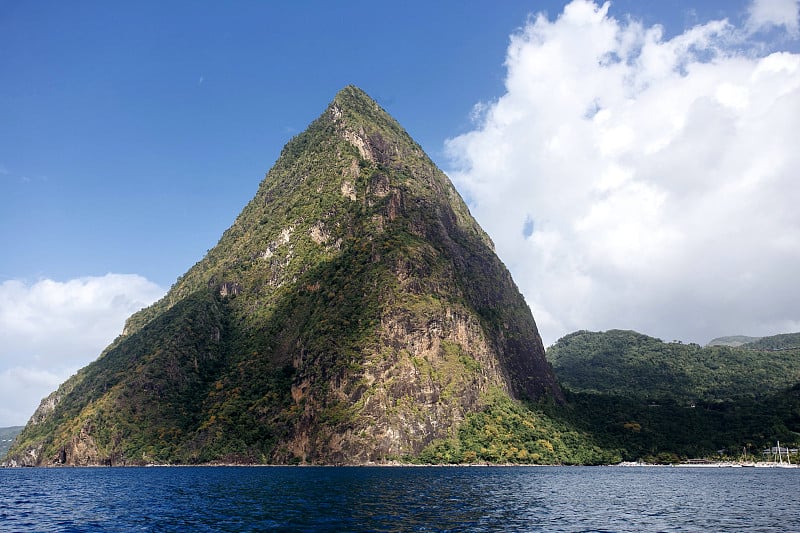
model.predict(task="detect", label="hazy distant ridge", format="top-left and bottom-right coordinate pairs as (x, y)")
top-left (0, 426), bottom-right (23, 458)
top-left (740, 332), bottom-right (800, 351)
top-left (706, 335), bottom-right (763, 347)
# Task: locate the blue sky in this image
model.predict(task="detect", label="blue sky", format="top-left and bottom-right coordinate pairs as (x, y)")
top-left (1, 0), bottom-right (530, 284)
top-left (1, 0), bottom-right (799, 426)
top-left (2, 0), bottom-right (777, 285)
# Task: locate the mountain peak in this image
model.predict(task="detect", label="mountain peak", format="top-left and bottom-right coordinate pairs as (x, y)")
top-left (327, 85), bottom-right (387, 129)
top-left (332, 84), bottom-right (376, 109)
top-left (322, 86), bottom-right (420, 170)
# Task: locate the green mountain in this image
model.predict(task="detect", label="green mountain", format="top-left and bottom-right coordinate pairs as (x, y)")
top-left (546, 330), bottom-right (800, 461)
top-left (0, 426), bottom-right (23, 458)
top-left (5, 86), bottom-right (563, 466)
top-left (548, 329), bottom-right (800, 402)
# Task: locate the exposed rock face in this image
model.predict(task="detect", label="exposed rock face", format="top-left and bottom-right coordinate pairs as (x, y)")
top-left (5, 86), bottom-right (561, 466)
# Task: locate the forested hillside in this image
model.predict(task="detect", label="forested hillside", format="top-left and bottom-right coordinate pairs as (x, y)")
top-left (546, 330), bottom-right (800, 461)
top-left (742, 333), bottom-right (800, 352)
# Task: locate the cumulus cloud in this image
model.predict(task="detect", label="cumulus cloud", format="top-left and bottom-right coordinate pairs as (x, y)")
top-left (0, 274), bottom-right (164, 426)
top-left (447, 0), bottom-right (800, 346)
top-left (746, 0), bottom-right (800, 36)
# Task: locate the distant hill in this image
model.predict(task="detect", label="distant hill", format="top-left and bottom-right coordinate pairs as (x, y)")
top-left (547, 329), bottom-right (800, 402)
top-left (707, 335), bottom-right (762, 347)
top-left (546, 330), bottom-right (800, 461)
top-left (707, 332), bottom-right (800, 350)
top-left (0, 426), bottom-right (23, 458)
top-left (741, 332), bottom-right (800, 351)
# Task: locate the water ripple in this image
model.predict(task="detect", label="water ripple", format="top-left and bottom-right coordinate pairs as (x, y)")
top-left (1, 466), bottom-right (798, 532)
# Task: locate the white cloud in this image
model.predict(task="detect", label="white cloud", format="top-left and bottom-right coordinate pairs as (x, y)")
top-left (747, 0), bottom-right (800, 37)
top-left (447, 0), bottom-right (800, 346)
top-left (0, 274), bottom-right (164, 426)
top-left (0, 367), bottom-right (65, 430)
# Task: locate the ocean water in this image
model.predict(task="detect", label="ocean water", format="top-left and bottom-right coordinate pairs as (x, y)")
top-left (0, 466), bottom-right (796, 532)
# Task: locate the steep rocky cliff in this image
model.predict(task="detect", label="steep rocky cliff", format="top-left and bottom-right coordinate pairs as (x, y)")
top-left (6, 86), bottom-right (562, 466)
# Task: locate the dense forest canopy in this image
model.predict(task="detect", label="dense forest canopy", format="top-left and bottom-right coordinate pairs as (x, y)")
top-left (545, 330), bottom-right (800, 462)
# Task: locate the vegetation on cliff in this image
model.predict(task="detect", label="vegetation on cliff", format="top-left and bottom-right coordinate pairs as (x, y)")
top-left (416, 389), bottom-right (618, 465)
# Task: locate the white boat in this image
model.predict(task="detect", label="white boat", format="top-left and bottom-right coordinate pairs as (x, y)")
top-left (757, 441), bottom-right (799, 468)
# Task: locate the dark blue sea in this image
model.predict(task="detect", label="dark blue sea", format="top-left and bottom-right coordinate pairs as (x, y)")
top-left (1, 466), bottom-right (797, 532)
